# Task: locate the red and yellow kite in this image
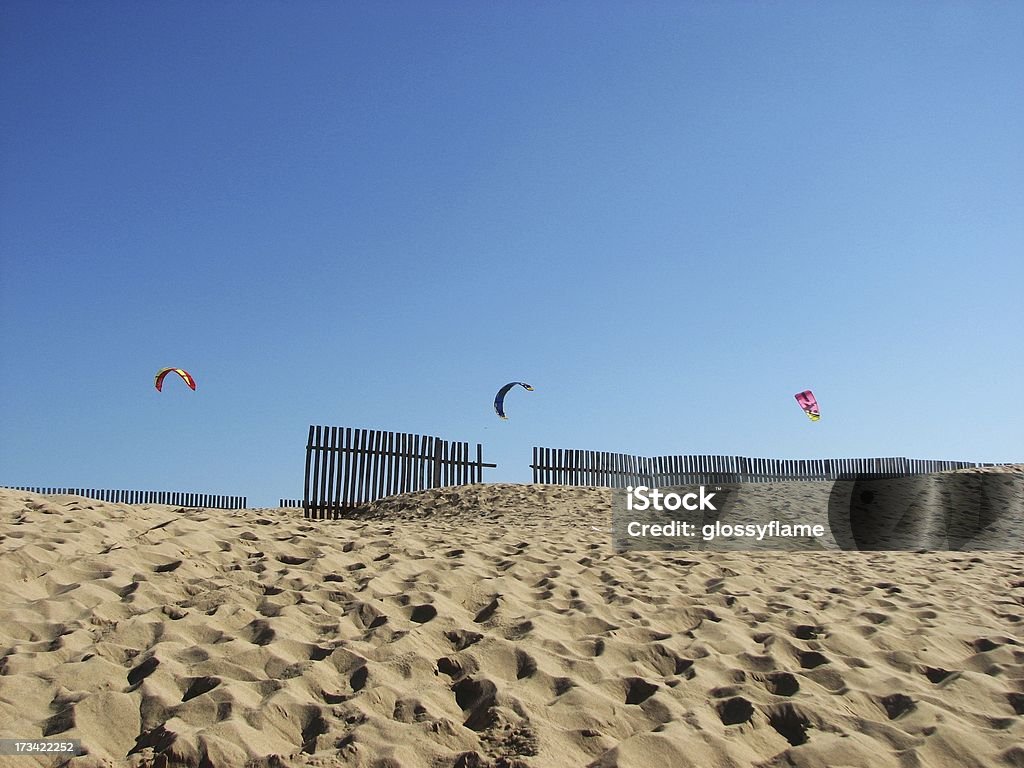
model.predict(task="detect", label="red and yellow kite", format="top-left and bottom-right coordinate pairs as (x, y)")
top-left (155, 368), bottom-right (196, 391)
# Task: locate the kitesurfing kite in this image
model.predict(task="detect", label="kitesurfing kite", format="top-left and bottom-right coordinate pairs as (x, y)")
top-left (794, 390), bottom-right (820, 421)
top-left (494, 381), bottom-right (534, 419)
top-left (155, 368), bottom-right (197, 392)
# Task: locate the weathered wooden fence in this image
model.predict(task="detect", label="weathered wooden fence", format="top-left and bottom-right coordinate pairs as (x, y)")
top-left (304, 426), bottom-right (496, 519)
top-left (531, 448), bottom-right (996, 487)
top-left (1, 486), bottom-right (247, 509)
top-left (279, 499), bottom-right (302, 508)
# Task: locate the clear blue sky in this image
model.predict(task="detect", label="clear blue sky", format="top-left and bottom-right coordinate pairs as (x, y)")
top-left (2, 2), bottom-right (1021, 507)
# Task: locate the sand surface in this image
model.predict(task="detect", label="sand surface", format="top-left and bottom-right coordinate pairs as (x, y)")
top-left (0, 475), bottom-right (1022, 768)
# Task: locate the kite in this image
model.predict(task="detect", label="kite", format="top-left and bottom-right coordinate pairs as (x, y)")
top-left (155, 368), bottom-right (197, 392)
top-left (794, 390), bottom-right (820, 421)
top-left (494, 381), bottom-right (534, 419)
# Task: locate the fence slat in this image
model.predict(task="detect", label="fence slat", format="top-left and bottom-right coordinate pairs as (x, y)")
top-left (298, 425), bottom-right (496, 518)
top-left (0, 487), bottom-right (244, 509)
top-left (522, 449), bottom-right (1003, 489)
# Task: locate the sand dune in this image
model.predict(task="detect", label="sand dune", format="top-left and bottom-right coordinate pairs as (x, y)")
top-left (0, 479), bottom-right (1022, 767)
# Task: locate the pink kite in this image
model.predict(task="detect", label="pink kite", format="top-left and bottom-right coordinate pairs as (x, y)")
top-left (794, 390), bottom-right (820, 421)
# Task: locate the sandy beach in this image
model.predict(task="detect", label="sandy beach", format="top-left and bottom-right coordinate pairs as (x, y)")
top-left (1, 475), bottom-right (1022, 768)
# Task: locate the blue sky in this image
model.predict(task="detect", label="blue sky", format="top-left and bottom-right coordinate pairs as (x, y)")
top-left (1, 2), bottom-right (1021, 507)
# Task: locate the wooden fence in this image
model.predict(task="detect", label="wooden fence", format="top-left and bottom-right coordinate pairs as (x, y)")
top-left (279, 499), bottom-right (302, 508)
top-left (1, 486), bottom-right (247, 509)
top-left (304, 426), bottom-right (496, 519)
top-left (531, 448), bottom-right (996, 487)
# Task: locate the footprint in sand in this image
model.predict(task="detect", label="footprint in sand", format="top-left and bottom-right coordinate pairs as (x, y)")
top-left (754, 671), bottom-right (800, 696)
top-left (446, 629), bottom-right (483, 650)
top-left (716, 696), bottom-right (754, 725)
top-left (766, 703), bottom-right (811, 745)
top-left (408, 604), bottom-right (437, 623)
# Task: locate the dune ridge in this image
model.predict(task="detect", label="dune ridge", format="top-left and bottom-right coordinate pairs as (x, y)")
top-left (0, 480), bottom-right (1022, 768)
